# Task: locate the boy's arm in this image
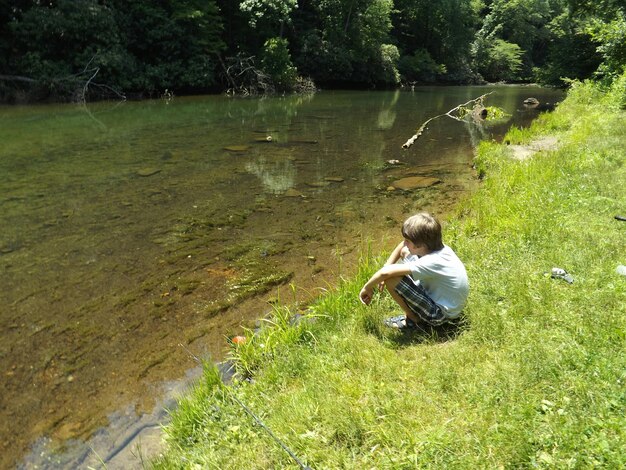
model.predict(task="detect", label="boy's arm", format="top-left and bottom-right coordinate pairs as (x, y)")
top-left (359, 264), bottom-right (412, 305)
top-left (384, 241), bottom-right (405, 265)
top-left (376, 241), bottom-right (406, 291)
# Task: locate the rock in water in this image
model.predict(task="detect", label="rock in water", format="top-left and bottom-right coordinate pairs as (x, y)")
top-left (391, 176), bottom-right (441, 190)
top-left (284, 188), bottom-right (304, 197)
top-left (523, 97), bottom-right (540, 107)
top-left (137, 168), bottom-right (161, 177)
top-left (224, 145), bottom-right (251, 152)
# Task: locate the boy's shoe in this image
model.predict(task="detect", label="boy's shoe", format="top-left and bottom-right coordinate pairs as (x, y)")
top-left (383, 314), bottom-right (405, 326)
top-left (383, 315), bottom-right (418, 330)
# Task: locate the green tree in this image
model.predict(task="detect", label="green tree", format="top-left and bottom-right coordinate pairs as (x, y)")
top-left (392, 0), bottom-right (479, 82)
top-left (0, 1), bottom-right (32, 72)
top-left (472, 0), bottom-right (557, 80)
top-left (297, 0), bottom-right (398, 86)
top-left (240, 0), bottom-right (297, 37)
top-left (4, 0), bottom-right (225, 98)
top-left (111, 0), bottom-right (224, 93)
top-left (397, 49), bottom-right (447, 83)
top-left (171, 0), bottom-right (226, 88)
top-left (567, 0), bottom-right (626, 21)
top-left (260, 37), bottom-right (297, 91)
top-left (586, 12), bottom-right (626, 80)
top-left (535, 0), bottom-right (626, 85)
top-left (9, 0), bottom-right (128, 97)
top-left (536, 9), bottom-right (601, 85)
top-left (473, 37), bottom-right (524, 81)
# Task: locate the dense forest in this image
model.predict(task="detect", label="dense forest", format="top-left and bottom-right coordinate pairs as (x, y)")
top-left (0, 0), bottom-right (625, 102)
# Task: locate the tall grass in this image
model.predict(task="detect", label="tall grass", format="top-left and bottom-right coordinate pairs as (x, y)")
top-left (153, 79), bottom-right (626, 469)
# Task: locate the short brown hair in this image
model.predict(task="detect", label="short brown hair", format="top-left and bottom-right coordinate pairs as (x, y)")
top-left (401, 213), bottom-right (444, 251)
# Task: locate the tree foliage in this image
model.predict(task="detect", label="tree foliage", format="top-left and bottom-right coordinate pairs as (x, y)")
top-left (10, 0), bottom-right (125, 92)
top-left (261, 37), bottom-right (298, 91)
top-left (588, 13), bottom-right (626, 80)
top-left (295, 0), bottom-right (398, 86)
top-left (393, 0), bottom-right (479, 82)
top-left (240, 0), bottom-right (297, 35)
top-left (1, 0), bottom-right (626, 101)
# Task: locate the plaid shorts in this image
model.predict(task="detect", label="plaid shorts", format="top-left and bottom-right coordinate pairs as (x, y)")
top-left (395, 276), bottom-right (447, 326)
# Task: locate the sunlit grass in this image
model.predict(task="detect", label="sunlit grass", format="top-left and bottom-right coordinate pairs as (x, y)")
top-left (154, 80), bottom-right (626, 469)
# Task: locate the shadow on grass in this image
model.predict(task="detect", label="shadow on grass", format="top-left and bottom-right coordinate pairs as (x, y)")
top-left (361, 310), bottom-right (467, 348)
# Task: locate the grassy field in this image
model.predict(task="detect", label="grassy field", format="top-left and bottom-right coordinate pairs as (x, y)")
top-left (153, 78), bottom-right (626, 469)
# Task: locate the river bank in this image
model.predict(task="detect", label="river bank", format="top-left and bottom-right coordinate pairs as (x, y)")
top-left (7, 87), bottom-right (564, 469)
top-left (153, 78), bottom-right (626, 468)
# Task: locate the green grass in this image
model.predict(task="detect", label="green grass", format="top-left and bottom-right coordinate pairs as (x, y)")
top-left (153, 79), bottom-right (626, 469)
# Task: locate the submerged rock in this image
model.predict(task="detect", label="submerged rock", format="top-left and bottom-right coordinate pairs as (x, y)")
top-left (224, 145), bottom-right (251, 152)
top-left (137, 168), bottom-right (161, 177)
top-left (391, 176), bottom-right (441, 190)
top-left (325, 177), bottom-right (345, 183)
top-left (284, 188), bottom-right (304, 197)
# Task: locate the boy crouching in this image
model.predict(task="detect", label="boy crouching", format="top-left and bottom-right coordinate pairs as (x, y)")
top-left (359, 212), bottom-right (468, 329)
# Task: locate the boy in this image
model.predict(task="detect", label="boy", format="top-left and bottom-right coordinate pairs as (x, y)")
top-left (359, 212), bottom-right (468, 329)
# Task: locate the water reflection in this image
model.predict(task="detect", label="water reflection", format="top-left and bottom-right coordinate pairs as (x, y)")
top-left (0, 86), bottom-right (563, 469)
top-left (376, 89), bottom-right (400, 130)
top-left (245, 154), bottom-right (296, 194)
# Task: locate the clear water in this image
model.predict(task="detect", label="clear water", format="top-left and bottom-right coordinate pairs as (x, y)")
top-left (0, 86), bottom-right (563, 468)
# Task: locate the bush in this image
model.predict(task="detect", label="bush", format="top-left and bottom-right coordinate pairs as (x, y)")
top-left (474, 38), bottom-right (524, 82)
top-left (604, 70), bottom-right (626, 110)
top-left (590, 14), bottom-right (626, 81)
top-left (398, 48), bottom-right (446, 83)
top-left (261, 37), bottom-right (298, 92)
top-left (376, 44), bottom-right (401, 85)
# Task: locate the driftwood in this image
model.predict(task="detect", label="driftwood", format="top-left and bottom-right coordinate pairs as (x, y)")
top-left (402, 92), bottom-right (493, 149)
top-left (74, 56), bottom-right (126, 103)
top-left (220, 54), bottom-right (273, 96)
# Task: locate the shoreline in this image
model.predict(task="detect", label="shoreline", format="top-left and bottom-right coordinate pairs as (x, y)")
top-left (151, 78), bottom-right (626, 468)
top-left (1, 86), bottom-right (561, 469)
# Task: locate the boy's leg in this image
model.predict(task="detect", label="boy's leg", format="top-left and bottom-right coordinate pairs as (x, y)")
top-left (388, 276), bottom-right (447, 326)
top-left (383, 276), bottom-right (420, 324)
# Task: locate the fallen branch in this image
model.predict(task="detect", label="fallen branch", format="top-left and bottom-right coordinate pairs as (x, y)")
top-left (80, 67), bottom-right (100, 102)
top-left (402, 92), bottom-right (493, 149)
top-left (221, 54), bottom-right (273, 96)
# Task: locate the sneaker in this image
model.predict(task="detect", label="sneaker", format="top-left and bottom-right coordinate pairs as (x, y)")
top-left (383, 315), bottom-right (418, 330)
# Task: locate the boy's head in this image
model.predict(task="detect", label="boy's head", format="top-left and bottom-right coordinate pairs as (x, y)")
top-left (401, 212), bottom-right (444, 252)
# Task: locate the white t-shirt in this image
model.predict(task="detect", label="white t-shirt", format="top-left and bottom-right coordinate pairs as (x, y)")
top-left (404, 245), bottom-right (469, 318)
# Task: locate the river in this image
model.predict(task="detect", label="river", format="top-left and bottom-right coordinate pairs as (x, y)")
top-left (0, 86), bottom-right (563, 468)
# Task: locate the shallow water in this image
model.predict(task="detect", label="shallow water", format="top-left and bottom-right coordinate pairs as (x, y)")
top-left (0, 86), bottom-right (562, 468)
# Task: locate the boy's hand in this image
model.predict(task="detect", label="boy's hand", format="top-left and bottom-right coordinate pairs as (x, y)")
top-left (359, 287), bottom-right (373, 305)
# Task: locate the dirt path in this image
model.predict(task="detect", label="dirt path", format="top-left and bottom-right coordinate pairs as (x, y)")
top-left (506, 136), bottom-right (561, 160)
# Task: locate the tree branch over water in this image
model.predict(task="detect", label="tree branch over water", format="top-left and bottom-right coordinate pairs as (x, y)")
top-left (402, 92), bottom-right (494, 149)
